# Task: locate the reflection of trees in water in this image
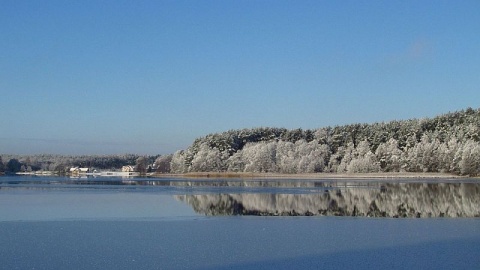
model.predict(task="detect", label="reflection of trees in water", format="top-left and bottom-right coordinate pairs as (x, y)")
top-left (176, 183), bottom-right (480, 218)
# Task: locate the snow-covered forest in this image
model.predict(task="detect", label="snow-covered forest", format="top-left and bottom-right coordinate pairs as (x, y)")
top-left (1, 107), bottom-right (479, 176)
top-left (166, 107), bottom-right (480, 176)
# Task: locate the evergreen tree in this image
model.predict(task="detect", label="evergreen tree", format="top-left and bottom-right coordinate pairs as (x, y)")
top-left (0, 156), bottom-right (4, 173)
top-left (6, 159), bottom-right (22, 173)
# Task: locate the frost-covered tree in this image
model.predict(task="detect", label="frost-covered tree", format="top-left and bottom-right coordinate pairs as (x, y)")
top-left (458, 140), bottom-right (480, 176)
top-left (405, 134), bottom-right (440, 172)
top-left (345, 140), bottom-right (380, 173)
top-left (375, 138), bottom-right (403, 172)
top-left (347, 151), bottom-right (380, 173)
top-left (437, 138), bottom-right (461, 173)
top-left (154, 154), bottom-right (173, 173)
top-left (170, 150), bottom-right (188, 173)
top-left (226, 151), bottom-right (246, 172)
top-left (189, 142), bottom-right (227, 172)
top-left (242, 142), bottom-right (278, 173)
top-left (295, 140), bottom-right (330, 173)
top-left (275, 140), bottom-right (297, 173)
top-left (335, 141), bottom-right (380, 173)
top-left (336, 143), bottom-right (355, 173)
top-left (314, 127), bottom-right (333, 145)
top-left (135, 156), bottom-right (147, 174)
top-left (328, 145), bottom-right (346, 173)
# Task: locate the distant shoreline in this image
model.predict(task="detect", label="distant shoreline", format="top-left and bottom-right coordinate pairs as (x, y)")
top-left (150, 172), bottom-right (474, 180)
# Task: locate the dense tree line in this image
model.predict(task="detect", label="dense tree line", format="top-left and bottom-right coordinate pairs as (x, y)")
top-left (0, 154), bottom-right (158, 174)
top-left (2, 108), bottom-right (478, 176)
top-left (167, 108), bottom-right (480, 176)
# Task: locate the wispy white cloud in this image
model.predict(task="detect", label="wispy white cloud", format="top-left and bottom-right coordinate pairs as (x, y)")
top-left (407, 38), bottom-right (431, 59)
top-left (386, 37), bottom-right (433, 65)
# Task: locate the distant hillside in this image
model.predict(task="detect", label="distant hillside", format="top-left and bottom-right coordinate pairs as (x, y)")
top-left (166, 107), bottom-right (480, 176)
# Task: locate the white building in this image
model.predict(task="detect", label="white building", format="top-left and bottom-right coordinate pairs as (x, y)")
top-left (69, 167), bottom-right (89, 175)
top-left (122, 165), bottom-right (136, 172)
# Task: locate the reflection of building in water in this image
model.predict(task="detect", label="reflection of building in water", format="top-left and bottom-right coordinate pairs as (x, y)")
top-left (176, 183), bottom-right (480, 218)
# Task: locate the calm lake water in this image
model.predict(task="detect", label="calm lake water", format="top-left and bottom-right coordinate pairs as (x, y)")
top-left (1, 175), bottom-right (479, 269)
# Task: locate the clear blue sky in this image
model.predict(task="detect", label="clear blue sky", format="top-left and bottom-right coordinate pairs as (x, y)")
top-left (1, 1), bottom-right (479, 155)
